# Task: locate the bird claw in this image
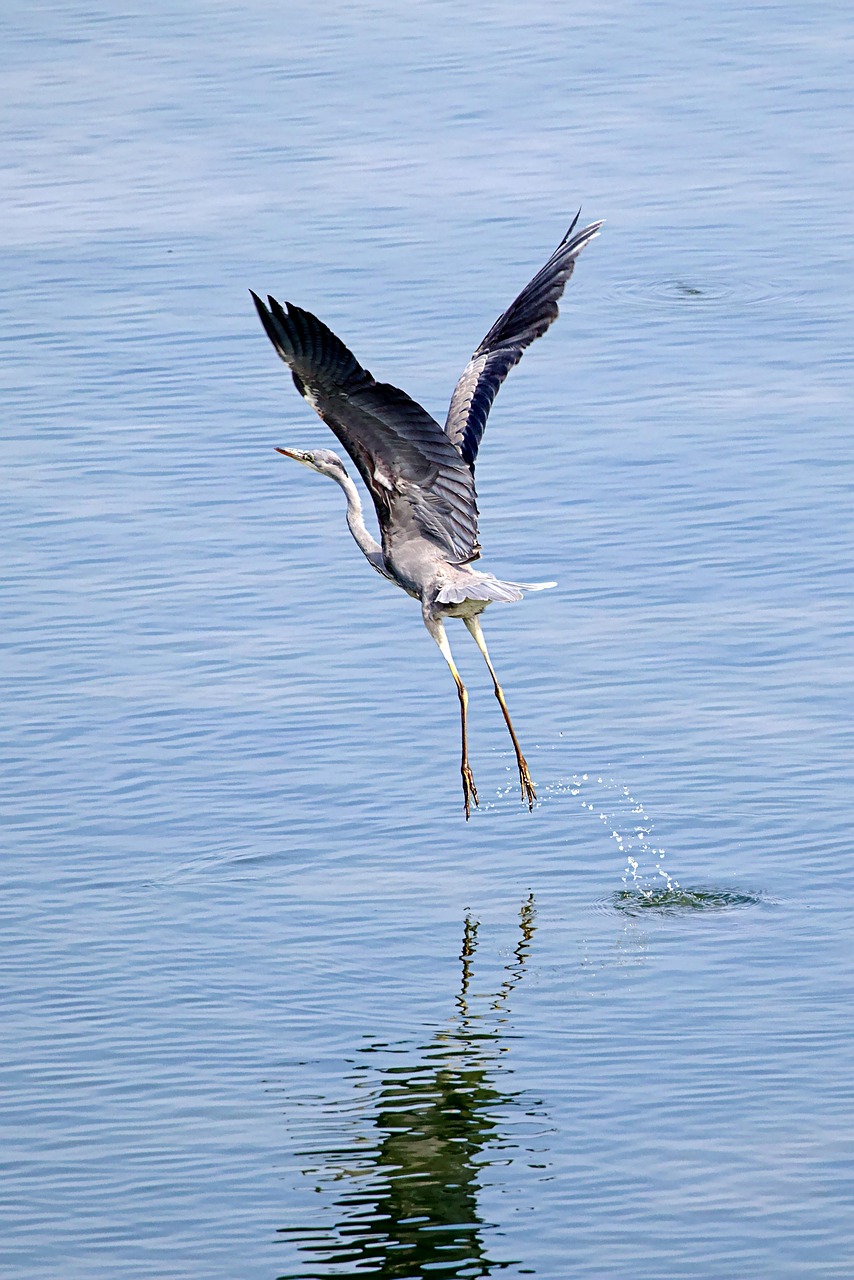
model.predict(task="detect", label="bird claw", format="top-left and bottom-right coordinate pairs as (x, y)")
top-left (518, 757), bottom-right (537, 812)
top-left (462, 764), bottom-right (479, 820)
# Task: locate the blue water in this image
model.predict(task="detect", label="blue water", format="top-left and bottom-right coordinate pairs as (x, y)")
top-left (3, 2), bottom-right (854, 1276)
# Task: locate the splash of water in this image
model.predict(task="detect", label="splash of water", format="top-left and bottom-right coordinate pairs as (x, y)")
top-left (554, 772), bottom-right (680, 898)
top-left (537, 761), bottom-right (770, 917)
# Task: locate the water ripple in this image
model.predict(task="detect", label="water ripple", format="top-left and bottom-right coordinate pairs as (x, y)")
top-left (604, 276), bottom-right (796, 308)
top-left (605, 884), bottom-right (772, 917)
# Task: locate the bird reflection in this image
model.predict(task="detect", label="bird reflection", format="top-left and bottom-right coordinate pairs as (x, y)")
top-left (277, 896), bottom-right (538, 1279)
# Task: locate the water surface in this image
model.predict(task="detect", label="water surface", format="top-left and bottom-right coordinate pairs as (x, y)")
top-left (3, 1), bottom-right (854, 1276)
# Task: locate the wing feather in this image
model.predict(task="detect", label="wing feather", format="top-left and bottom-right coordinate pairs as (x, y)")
top-left (445, 215), bottom-right (603, 468)
top-left (251, 293), bottom-right (480, 563)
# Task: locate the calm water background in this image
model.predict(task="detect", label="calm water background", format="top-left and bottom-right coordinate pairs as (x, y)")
top-left (3, 1), bottom-right (854, 1276)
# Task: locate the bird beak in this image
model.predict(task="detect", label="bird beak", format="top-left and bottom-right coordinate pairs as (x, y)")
top-left (275, 450), bottom-right (312, 471)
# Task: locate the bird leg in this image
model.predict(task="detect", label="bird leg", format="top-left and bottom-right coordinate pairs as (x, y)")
top-left (464, 616), bottom-right (536, 811)
top-left (427, 617), bottom-right (479, 819)
top-left (454, 675), bottom-right (479, 820)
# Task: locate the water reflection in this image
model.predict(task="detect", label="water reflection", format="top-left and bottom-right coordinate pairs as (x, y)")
top-left (277, 897), bottom-right (538, 1278)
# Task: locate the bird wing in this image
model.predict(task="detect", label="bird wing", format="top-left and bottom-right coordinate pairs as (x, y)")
top-left (444, 214), bottom-right (603, 469)
top-left (252, 293), bottom-right (480, 563)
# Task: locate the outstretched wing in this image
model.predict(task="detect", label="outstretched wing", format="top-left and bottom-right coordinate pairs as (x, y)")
top-left (251, 293), bottom-right (480, 563)
top-left (445, 214), bottom-right (603, 469)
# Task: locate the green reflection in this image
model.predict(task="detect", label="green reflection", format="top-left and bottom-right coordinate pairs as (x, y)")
top-left (277, 896), bottom-right (537, 1279)
top-left (612, 885), bottom-right (766, 916)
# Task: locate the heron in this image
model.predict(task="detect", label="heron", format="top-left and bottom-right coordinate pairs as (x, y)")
top-left (251, 213), bottom-right (602, 818)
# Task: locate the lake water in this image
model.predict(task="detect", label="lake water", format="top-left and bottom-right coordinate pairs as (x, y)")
top-left (3, 1), bottom-right (854, 1276)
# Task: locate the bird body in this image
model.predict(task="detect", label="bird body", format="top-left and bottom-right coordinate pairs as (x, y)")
top-left (252, 213), bottom-right (602, 816)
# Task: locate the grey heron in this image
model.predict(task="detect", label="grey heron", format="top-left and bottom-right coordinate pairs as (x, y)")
top-left (251, 213), bottom-right (602, 818)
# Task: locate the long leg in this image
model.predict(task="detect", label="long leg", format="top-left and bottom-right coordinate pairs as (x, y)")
top-left (425, 616), bottom-right (479, 819)
top-left (464, 615), bottom-right (536, 811)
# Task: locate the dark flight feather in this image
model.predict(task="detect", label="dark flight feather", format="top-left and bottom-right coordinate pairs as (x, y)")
top-left (251, 292), bottom-right (480, 563)
top-left (444, 214), bottom-right (603, 469)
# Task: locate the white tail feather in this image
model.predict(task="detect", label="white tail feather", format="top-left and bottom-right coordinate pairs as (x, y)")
top-left (436, 575), bottom-right (557, 605)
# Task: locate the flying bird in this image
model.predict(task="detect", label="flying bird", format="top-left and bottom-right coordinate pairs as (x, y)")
top-left (251, 213), bottom-right (602, 818)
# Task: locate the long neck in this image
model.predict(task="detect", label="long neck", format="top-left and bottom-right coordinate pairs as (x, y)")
top-left (333, 468), bottom-right (390, 578)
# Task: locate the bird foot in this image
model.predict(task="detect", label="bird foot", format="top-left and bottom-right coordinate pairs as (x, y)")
top-left (517, 756), bottom-right (537, 811)
top-left (462, 764), bottom-right (479, 820)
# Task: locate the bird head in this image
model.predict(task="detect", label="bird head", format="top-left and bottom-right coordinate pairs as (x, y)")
top-left (275, 446), bottom-right (348, 481)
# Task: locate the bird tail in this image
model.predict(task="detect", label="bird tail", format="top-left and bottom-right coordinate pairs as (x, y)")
top-left (437, 575), bottom-right (557, 605)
